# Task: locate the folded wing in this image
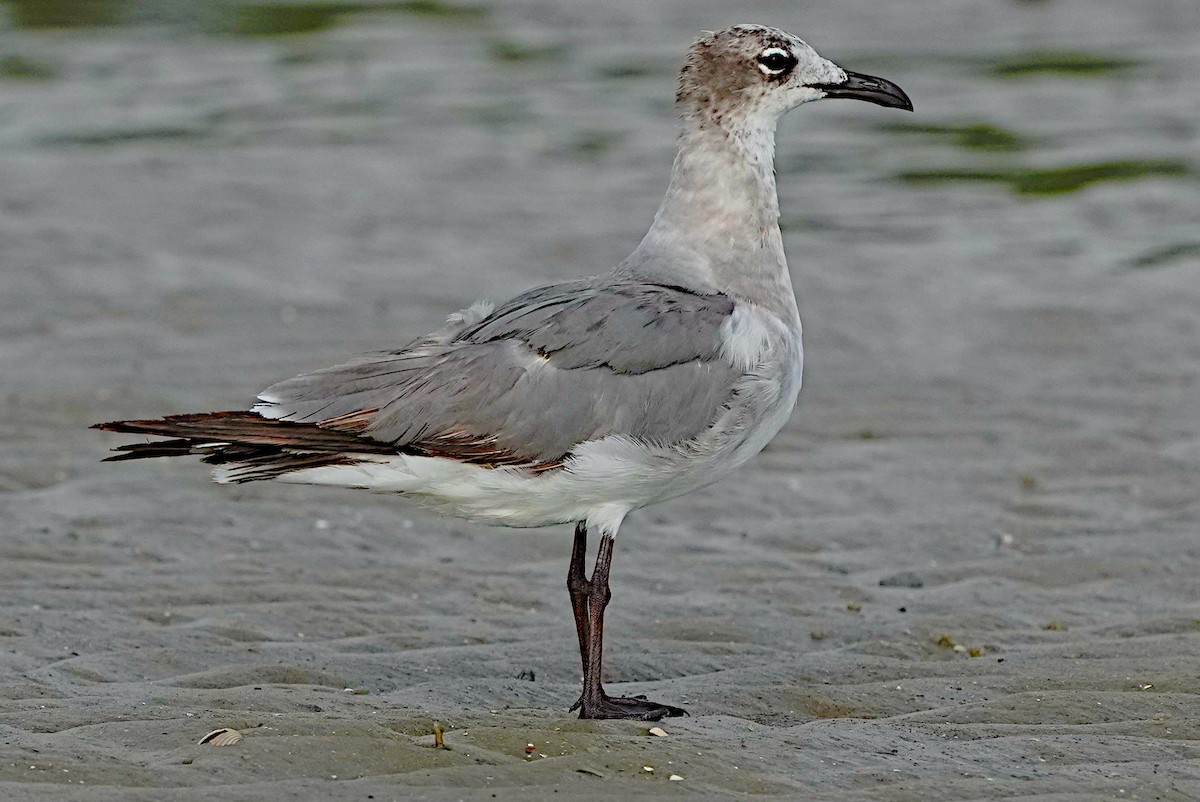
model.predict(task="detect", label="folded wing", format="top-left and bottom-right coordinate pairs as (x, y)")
top-left (253, 279), bottom-right (740, 469)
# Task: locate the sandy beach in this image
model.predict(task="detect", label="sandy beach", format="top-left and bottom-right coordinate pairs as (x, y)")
top-left (2, 0), bottom-right (1199, 798)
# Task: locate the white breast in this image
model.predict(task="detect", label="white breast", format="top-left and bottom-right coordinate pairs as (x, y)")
top-left (712, 302), bottom-right (804, 465)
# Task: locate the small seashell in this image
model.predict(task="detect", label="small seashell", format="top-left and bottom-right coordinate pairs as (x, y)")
top-left (648, 727), bottom-right (668, 737)
top-left (198, 728), bottom-right (242, 746)
top-left (643, 765), bottom-right (654, 772)
top-left (952, 643), bottom-right (966, 653)
top-left (669, 774), bottom-right (683, 781)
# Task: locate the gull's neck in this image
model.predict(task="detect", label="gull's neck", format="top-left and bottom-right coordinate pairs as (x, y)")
top-left (620, 116), bottom-right (797, 321)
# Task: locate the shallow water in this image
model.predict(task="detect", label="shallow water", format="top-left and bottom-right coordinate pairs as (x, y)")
top-left (1, 0), bottom-right (1199, 799)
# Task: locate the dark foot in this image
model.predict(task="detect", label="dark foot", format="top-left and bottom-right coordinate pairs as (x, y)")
top-left (571, 693), bottom-right (689, 721)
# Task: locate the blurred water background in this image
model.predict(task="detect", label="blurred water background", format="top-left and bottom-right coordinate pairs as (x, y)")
top-left (2, 0), bottom-right (1197, 404)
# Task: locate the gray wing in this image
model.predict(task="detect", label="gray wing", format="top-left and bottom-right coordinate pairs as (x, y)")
top-left (252, 278), bottom-right (739, 468)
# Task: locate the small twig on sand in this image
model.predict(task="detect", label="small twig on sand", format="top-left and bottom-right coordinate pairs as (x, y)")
top-left (433, 721), bottom-right (445, 749)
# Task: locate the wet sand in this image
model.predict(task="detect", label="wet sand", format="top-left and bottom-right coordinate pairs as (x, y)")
top-left (2, 0), bottom-right (1199, 798)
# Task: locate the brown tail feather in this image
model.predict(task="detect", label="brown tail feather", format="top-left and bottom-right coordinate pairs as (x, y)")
top-left (92, 411), bottom-right (395, 455)
top-left (93, 410), bottom-right (557, 479)
top-left (209, 451), bottom-right (360, 483)
top-left (92, 411), bottom-right (396, 482)
top-left (102, 438), bottom-right (198, 462)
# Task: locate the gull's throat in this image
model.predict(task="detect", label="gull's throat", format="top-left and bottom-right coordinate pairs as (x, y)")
top-left (621, 118), bottom-right (794, 318)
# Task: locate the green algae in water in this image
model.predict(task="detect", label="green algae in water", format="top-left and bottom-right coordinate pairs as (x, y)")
top-left (999, 161), bottom-right (1189, 194)
top-left (0, 54), bottom-right (57, 80)
top-left (3, 0), bottom-right (129, 28)
top-left (228, 3), bottom-right (341, 35)
top-left (276, 49), bottom-right (322, 66)
top-left (41, 125), bottom-right (209, 147)
top-left (225, 1), bottom-right (487, 36)
top-left (990, 51), bottom-right (1141, 78)
top-left (571, 130), bottom-right (624, 158)
top-left (1133, 242), bottom-right (1200, 269)
top-left (391, 0), bottom-right (487, 20)
top-left (457, 102), bottom-right (525, 128)
top-left (897, 160), bottom-right (1192, 196)
top-left (880, 121), bottom-right (1027, 152)
top-left (488, 41), bottom-right (565, 64)
top-left (597, 60), bottom-right (671, 80)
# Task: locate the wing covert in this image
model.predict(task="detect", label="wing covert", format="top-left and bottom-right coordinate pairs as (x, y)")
top-left (253, 279), bottom-right (739, 467)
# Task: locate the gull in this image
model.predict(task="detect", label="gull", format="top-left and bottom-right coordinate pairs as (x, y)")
top-left (94, 24), bottom-right (911, 720)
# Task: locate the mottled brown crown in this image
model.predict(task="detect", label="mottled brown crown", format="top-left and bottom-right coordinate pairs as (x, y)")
top-left (675, 25), bottom-right (799, 126)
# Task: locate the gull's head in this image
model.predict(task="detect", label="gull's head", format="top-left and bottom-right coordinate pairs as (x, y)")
top-left (677, 24), bottom-right (912, 130)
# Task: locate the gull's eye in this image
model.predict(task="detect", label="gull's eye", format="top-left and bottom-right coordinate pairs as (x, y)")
top-left (756, 47), bottom-right (797, 77)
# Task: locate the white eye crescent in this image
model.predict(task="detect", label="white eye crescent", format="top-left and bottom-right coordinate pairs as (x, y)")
top-left (756, 47), bottom-right (794, 75)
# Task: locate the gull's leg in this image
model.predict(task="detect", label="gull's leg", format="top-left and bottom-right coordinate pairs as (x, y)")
top-left (566, 521), bottom-right (590, 711)
top-left (575, 532), bottom-right (688, 721)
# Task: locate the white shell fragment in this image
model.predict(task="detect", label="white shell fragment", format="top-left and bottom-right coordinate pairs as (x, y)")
top-left (669, 774), bottom-right (684, 781)
top-left (198, 728), bottom-right (242, 746)
top-left (648, 727), bottom-right (668, 737)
